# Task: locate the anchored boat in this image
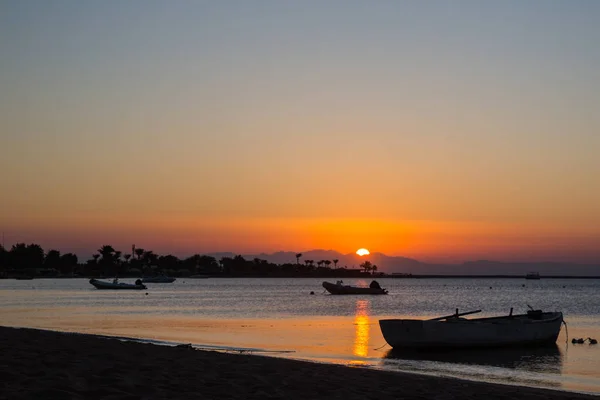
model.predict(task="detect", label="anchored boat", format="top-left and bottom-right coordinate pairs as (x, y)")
top-left (525, 272), bottom-right (541, 280)
top-left (89, 278), bottom-right (147, 290)
top-left (322, 280), bottom-right (388, 295)
top-left (379, 308), bottom-right (563, 349)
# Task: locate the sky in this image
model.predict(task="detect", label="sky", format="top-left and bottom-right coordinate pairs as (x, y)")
top-left (1, 1), bottom-right (599, 263)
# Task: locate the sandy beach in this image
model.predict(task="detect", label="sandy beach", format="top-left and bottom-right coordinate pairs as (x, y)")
top-left (0, 326), bottom-right (596, 400)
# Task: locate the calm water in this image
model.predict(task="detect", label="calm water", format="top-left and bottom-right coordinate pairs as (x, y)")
top-left (1, 277), bottom-right (600, 394)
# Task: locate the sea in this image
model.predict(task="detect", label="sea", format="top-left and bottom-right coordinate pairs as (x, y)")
top-left (1, 277), bottom-right (600, 395)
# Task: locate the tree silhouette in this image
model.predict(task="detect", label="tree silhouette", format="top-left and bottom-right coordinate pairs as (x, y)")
top-left (219, 257), bottom-right (234, 274)
top-left (158, 255), bottom-right (180, 272)
top-left (97, 245), bottom-right (118, 276)
top-left (97, 245), bottom-right (116, 264)
top-left (195, 255), bottom-right (219, 274)
top-left (232, 255), bottom-right (250, 275)
top-left (10, 243), bottom-right (44, 271)
top-left (44, 249), bottom-right (61, 269)
top-left (0, 245), bottom-right (7, 274)
top-left (114, 250), bottom-right (122, 276)
top-left (360, 261), bottom-right (373, 274)
top-left (142, 250), bottom-right (158, 267)
top-left (134, 248), bottom-right (145, 260)
top-left (1, 239), bottom-right (390, 279)
top-left (59, 253), bottom-right (78, 275)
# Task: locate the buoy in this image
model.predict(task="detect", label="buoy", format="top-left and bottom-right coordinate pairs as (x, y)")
top-left (489, 286), bottom-right (492, 289)
top-left (577, 338), bottom-right (585, 344)
top-left (310, 291), bottom-right (315, 295)
top-left (589, 338), bottom-right (598, 344)
top-left (522, 284), bottom-right (525, 287)
top-left (145, 293), bottom-right (148, 295)
top-left (572, 338), bottom-right (578, 344)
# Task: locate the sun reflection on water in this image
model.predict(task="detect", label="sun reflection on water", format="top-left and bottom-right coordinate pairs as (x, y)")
top-left (353, 300), bottom-right (370, 360)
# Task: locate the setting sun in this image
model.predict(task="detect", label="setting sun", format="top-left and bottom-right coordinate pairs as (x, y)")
top-left (356, 248), bottom-right (370, 256)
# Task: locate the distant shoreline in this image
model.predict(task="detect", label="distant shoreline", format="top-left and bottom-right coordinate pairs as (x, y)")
top-left (3, 243), bottom-right (599, 281)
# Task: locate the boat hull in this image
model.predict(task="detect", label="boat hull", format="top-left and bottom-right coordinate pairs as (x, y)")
top-left (89, 279), bottom-right (147, 290)
top-left (322, 281), bottom-right (388, 295)
top-left (379, 312), bottom-right (562, 349)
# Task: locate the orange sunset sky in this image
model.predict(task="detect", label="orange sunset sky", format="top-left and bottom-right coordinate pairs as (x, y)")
top-left (1, 2), bottom-right (599, 263)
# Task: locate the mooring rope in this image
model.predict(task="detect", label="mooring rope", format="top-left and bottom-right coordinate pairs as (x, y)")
top-left (562, 319), bottom-right (569, 343)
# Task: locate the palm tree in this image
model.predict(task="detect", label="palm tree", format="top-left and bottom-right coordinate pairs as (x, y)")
top-left (96, 245), bottom-right (116, 277)
top-left (124, 254), bottom-right (131, 264)
top-left (360, 261), bottom-right (373, 274)
top-left (324, 260), bottom-right (331, 269)
top-left (134, 248), bottom-right (145, 260)
top-left (113, 250), bottom-right (122, 276)
top-left (97, 245), bottom-right (116, 264)
top-left (372, 265), bottom-right (378, 275)
top-left (114, 251), bottom-right (122, 264)
top-left (295, 253), bottom-right (302, 264)
top-left (317, 260), bottom-right (323, 268)
top-left (333, 259), bottom-right (339, 268)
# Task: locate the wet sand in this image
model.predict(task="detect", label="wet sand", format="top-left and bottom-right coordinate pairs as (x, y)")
top-left (0, 326), bottom-right (596, 400)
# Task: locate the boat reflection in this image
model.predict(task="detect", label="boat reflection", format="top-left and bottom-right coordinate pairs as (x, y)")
top-left (384, 344), bottom-right (563, 375)
top-left (352, 300), bottom-right (370, 362)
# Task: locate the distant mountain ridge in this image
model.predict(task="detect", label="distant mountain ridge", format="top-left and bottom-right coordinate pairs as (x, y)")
top-left (204, 250), bottom-right (600, 276)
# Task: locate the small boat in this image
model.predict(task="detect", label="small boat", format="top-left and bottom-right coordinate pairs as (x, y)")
top-left (525, 272), bottom-right (541, 280)
top-left (322, 281), bottom-right (388, 295)
top-left (89, 278), bottom-right (147, 290)
top-left (379, 308), bottom-right (563, 349)
top-left (141, 276), bottom-right (176, 283)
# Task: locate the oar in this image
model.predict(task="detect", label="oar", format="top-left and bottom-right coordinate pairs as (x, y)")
top-left (428, 309), bottom-right (482, 321)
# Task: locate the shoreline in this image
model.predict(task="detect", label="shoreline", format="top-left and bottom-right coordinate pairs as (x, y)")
top-left (1, 326), bottom-right (597, 400)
